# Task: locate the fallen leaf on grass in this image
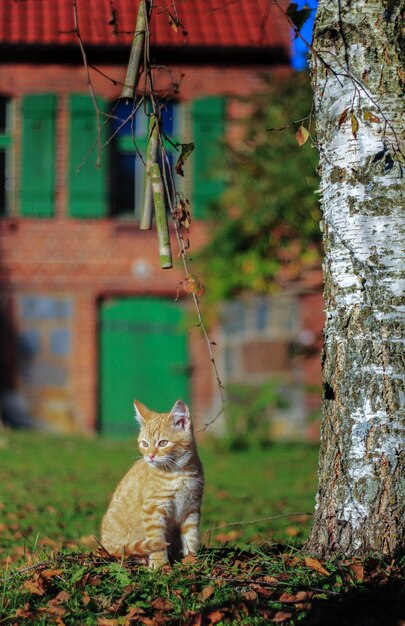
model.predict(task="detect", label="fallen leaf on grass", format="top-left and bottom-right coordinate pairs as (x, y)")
top-left (199, 585), bottom-right (215, 601)
top-left (15, 603), bottom-right (35, 619)
top-left (207, 610), bottom-right (225, 624)
top-left (151, 597), bottom-right (174, 611)
top-left (41, 568), bottom-right (63, 579)
top-left (272, 611), bottom-right (293, 622)
top-left (304, 556), bottom-right (330, 576)
top-left (279, 592), bottom-right (298, 603)
top-left (23, 578), bottom-right (45, 596)
top-left (123, 606), bottom-right (146, 619)
top-left (285, 525), bottom-right (300, 537)
top-left (182, 553), bottom-right (198, 565)
top-left (349, 561), bottom-right (364, 581)
top-left (282, 554), bottom-right (302, 567)
top-left (262, 575), bottom-right (279, 584)
top-left (50, 590), bottom-right (70, 605)
top-left (241, 590), bottom-right (257, 602)
top-left (82, 591), bottom-right (92, 606)
top-left (79, 534), bottom-right (98, 547)
top-left (38, 604), bottom-right (66, 619)
top-left (251, 583), bottom-right (275, 598)
top-left (214, 530), bottom-right (241, 542)
top-left (279, 590), bottom-right (312, 607)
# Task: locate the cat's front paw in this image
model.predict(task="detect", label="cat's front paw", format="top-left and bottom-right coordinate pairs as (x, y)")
top-left (148, 551), bottom-right (169, 569)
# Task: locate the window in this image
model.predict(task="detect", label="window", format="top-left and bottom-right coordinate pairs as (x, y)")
top-left (0, 96), bottom-right (12, 217)
top-left (110, 99), bottom-right (183, 219)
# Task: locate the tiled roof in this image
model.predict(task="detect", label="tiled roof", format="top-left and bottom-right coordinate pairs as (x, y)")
top-left (1, 0), bottom-right (290, 50)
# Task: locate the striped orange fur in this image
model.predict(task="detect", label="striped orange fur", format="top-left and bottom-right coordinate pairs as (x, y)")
top-left (101, 400), bottom-right (204, 568)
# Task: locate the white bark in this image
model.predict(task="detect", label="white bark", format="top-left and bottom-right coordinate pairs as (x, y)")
top-left (307, 0), bottom-right (405, 556)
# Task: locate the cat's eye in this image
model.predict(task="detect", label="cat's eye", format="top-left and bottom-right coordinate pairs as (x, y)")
top-left (140, 440), bottom-right (149, 448)
top-left (158, 440), bottom-right (168, 447)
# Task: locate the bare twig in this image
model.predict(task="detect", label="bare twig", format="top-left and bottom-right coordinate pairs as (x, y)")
top-left (209, 576), bottom-right (340, 596)
top-left (71, 0), bottom-right (103, 167)
top-left (209, 512), bottom-right (313, 531)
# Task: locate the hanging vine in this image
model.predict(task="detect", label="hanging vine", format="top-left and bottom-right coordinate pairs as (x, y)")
top-left (71, 0), bottom-right (226, 428)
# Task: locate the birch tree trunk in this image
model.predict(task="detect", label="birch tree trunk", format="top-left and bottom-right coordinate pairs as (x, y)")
top-left (306, 0), bottom-right (405, 557)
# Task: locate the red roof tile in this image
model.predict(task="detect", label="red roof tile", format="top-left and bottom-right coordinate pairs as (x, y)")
top-left (1, 0), bottom-right (290, 50)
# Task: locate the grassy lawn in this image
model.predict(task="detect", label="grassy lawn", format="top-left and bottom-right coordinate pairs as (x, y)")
top-left (0, 431), bottom-right (319, 560)
top-left (1, 431), bottom-right (403, 625)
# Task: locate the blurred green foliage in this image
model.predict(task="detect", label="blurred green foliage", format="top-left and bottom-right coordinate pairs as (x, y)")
top-left (198, 73), bottom-right (321, 302)
top-left (225, 380), bottom-right (288, 450)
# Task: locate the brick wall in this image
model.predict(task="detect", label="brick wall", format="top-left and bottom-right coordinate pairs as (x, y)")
top-left (0, 60), bottom-right (324, 437)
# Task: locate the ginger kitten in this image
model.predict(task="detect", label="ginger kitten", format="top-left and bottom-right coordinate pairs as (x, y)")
top-left (101, 399), bottom-right (204, 568)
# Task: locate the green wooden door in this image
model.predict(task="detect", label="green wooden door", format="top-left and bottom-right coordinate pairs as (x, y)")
top-left (99, 297), bottom-right (190, 436)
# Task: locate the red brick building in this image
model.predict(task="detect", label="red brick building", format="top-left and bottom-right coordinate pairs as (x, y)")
top-left (0, 0), bottom-right (323, 437)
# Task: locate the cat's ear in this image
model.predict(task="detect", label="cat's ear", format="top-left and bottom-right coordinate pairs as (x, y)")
top-left (134, 400), bottom-right (147, 425)
top-left (170, 400), bottom-right (191, 431)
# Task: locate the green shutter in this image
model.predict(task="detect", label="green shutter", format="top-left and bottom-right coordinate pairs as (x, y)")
top-left (21, 94), bottom-right (56, 217)
top-left (68, 95), bottom-right (108, 218)
top-left (192, 97), bottom-right (226, 219)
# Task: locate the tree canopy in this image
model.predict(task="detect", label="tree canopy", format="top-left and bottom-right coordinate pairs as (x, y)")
top-left (198, 74), bottom-right (321, 302)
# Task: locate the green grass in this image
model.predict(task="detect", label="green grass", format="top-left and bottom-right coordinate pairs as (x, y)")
top-left (0, 431), bottom-right (319, 561)
top-left (1, 431), bottom-right (402, 625)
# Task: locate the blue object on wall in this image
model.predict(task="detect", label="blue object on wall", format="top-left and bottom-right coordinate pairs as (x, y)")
top-left (290, 1), bottom-right (318, 71)
top-left (50, 328), bottom-right (72, 356)
top-left (21, 296), bottom-right (73, 320)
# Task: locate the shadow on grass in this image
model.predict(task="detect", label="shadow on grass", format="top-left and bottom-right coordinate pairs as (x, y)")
top-left (302, 579), bottom-right (404, 626)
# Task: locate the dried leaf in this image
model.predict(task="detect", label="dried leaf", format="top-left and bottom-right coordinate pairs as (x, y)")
top-left (285, 525), bottom-right (300, 537)
top-left (124, 606), bottom-right (146, 619)
top-left (295, 124), bottom-right (309, 146)
top-left (49, 590), bottom-right (70, 605)
top-left (151, 597), bottom-right (173, 611)
top-left (272, 611), bottom-right (292, 622)
top-left (168, 12), bottom-right (179, 32)
top-left (199, 585), bottom-right (215, 601)
top-left (41, 568), bottom-right (63, 579)
top-left (23, 579), bottom-right (45, 596)
top-left (350, 562), bottom-right (364, 581)
top-left (337, 107), bottom-right (349, 129)
top-left (207, 610), bottom-right (224, 624)
top-left (279, 592), bottom-right (298, 603)
top-left (286, 3), bottom-right (311, 31)
top-left (351, 113), bottom-right (359, 138)
top-left (15, 603), bottom-right (34, 619)
top-left (175, 143), bottom-right (195, 176)
top-left (304, 556), bottom-right (330, 576)
top-left (172, 197), bottom-right (192, 231)
top-left (182, 553), bottom-right (198, 565)
top-left (262, 575), bottom-right (279, 584)
top-left (82, 591), bottom-right (92, 606)
top-left (241, 590), bottom-right (257, 602)
top-left (363, 110), bottom-right (380, 123)
top-left (182, 274), bottom-right (205, 297)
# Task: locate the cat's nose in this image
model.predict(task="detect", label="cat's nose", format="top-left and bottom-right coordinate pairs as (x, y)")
top-left (148, 454), bottom-right (155, 461)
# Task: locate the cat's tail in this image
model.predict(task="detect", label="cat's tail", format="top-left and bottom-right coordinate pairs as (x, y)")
top-left (99, 538), bottom-right (169, 558)
top-left (130, 538), bottom-right (170, 555)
